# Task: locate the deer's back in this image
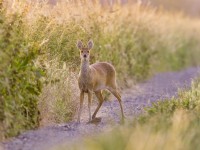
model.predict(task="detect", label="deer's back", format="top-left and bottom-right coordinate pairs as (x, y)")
top-left (90, 62), bottom-right (116, 77)
top-left (90, 62), bottom-right (117, 90)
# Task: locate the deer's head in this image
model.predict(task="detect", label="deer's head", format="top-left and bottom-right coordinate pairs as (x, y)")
top-left (77, 40), bottom-right (94, 61)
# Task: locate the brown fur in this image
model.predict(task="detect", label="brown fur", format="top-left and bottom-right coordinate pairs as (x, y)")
top-left (77, 40), bottom-right (125, 123)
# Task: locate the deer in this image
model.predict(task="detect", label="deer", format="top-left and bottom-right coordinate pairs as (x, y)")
top-left (76, 39), bottom-right (125, 123)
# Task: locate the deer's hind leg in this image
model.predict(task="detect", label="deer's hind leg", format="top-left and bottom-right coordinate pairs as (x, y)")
top-left (108, 88), bottom-right (125, 122)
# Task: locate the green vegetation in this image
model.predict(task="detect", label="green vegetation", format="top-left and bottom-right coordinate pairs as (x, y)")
top-left (0, 0), bottom-right (200, 140)
top-left (0, 10), bottom-right (43, 139)
top-left (75, 79), bottom-right (200, 150)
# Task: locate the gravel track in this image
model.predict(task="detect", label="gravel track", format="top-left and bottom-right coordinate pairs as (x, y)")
top-left (2, 67), bottom-right (200, 150)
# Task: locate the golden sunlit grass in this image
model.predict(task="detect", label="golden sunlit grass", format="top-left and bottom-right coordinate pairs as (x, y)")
top-left (38, 59), bottom-right (79, 126)
top-left (1, 0), bottom-right (200, 139)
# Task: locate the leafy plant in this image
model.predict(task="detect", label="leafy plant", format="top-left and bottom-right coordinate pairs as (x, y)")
top-left (0, 11), bottom-right (43, 139)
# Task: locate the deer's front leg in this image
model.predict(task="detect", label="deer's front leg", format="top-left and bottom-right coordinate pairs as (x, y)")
top-left (77, 91), bottom-right (84, 123)
top-left (88, 91), bottom-right (92, 122)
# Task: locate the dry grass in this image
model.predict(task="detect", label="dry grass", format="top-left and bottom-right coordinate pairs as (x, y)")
top-left (38, 58), bottom-right (79, 125)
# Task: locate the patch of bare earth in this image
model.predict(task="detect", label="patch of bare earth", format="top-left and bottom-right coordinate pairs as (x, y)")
top-left (2, 67), bottom-right (200, 150)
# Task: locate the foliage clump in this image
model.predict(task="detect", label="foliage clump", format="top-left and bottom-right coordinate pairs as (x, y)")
top-left (0, 10), bottom-right (43, 139)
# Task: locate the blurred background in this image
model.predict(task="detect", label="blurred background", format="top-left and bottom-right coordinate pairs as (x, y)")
top-left (47, 0), bottom-right (200, 17)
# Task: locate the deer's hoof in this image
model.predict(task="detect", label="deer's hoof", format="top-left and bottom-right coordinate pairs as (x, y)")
top-left (89, 117), bottom-right (102, 124)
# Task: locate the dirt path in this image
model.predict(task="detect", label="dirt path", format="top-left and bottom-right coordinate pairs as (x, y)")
top-left (2, 67), bottom-right (200, 150)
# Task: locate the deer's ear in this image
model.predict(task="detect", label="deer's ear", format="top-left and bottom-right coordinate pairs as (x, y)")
top-left (87, 40), bottom-right (94, 50)
top-left (77, 40), bottom-right (83, 50)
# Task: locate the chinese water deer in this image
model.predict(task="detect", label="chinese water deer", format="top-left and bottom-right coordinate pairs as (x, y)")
top-left (77, 40), bottom-right (125, 123)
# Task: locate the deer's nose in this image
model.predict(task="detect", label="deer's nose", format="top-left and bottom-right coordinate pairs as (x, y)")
top-left (84, 54), bottom-right (87, 58)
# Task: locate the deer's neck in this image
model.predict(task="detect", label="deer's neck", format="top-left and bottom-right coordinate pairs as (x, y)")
top-left (80, 60), bottom-right (90, 79)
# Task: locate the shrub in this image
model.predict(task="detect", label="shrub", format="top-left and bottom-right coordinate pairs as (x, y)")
top-left (0, 11), bottom-right (43, 139)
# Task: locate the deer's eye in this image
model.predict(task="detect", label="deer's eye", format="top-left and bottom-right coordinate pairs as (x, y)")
top-left (87, 51), bottom-right (89, 53)
top-left (81, 51), bottom-right (83, 53)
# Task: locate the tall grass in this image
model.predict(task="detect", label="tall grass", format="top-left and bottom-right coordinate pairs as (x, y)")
top-left (38, 59), bottom-right (79, 126)
top-left (1, 0), bottom-right (200, 139)
top-left (24, 1), bottom-right (200, 78)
